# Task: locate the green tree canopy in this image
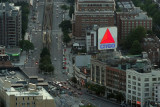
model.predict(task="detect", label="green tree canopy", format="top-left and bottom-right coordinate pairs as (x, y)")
top-left (129, 40), bottom-right (142, 55)
top-left (69, 5), bottom-right (74, 18)
top-left (123, 26), bottom-right (146, 49)
top-left (63, 33), bottom-right (71, 44)
top-left (40, 47), bottom-right (50, 58)
top-left (39, 47), bottom-right (54, 73)
top-left (19, 40), bottom-right (34, 52)
top-left (59, 20), bottom-right (72, 33)
top-left (67, 0), bottom-right (75, 4)
top-left (60, 4), bottom-right (69, 10)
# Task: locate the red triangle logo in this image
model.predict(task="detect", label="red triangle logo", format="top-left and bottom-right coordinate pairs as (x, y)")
top-left (100, 28), bottom-right (115, 44)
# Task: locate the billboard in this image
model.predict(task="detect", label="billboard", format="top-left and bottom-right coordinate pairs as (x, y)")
top-left (98, 27), bottom-right (117, 50)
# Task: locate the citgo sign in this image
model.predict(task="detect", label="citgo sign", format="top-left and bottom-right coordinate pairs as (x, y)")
top-left (98, 27), bottom-right (117, 50)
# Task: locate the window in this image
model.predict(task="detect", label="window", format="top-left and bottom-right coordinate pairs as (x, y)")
top-left (23, 97), bottom-right (24, 100)
top-left (145, 88), bottom-right (149, 92)
top-left (138, 83), bottom-right (141, 86)
top-left (152, 78), bottom-right (157, 81)
top-left (145, 83), bottom-right (149, 87)
top-left (133, 76), bottom-right (136, 80)
top-left (138, 88), bottom-right (141, 91)
top-left (128, 90), bottom-right (131, 93)
top-left (132, 91), bottom-right (136, 95)
top-left (145, 78), bottom-right (149, 81)
top-left (128, 80), bottom-right (131, 84)
top-left (138, 78), bottom-right (141, 81)
top-left (145, 93), bottom-right (149, 97)
top-left (132, 81), bottom-right (136, 85)
top-left (128, 75), bottom-right (131, 78)
top-left (138, 93), bottom-right (141, 96)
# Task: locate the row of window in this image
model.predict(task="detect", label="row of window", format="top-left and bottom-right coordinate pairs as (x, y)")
top-left (128, 75), bottom-right (160, 81)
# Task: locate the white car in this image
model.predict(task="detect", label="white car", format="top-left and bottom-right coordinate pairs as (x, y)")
top-left (54, 58), bottom-right (57, 61)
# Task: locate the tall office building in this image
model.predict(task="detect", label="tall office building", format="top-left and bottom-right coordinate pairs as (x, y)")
top-left (0, 2), bottom-right (21, 47)
top-left (72, 0), bottom-right (115, 44)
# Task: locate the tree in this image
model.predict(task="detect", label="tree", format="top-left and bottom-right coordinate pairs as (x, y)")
top-left (59, 20), bottom-right (72, 33)
top-left (123, 26), bottom-right (146, 49)
top-left (129, 40), bottom-right (142, 55)
top-left (19, 40), bottom-right (34, 53)
top-left (60, 5), bottom-right (69, 10)
top-left (67, 0), bottom-right (75, 4)
top-left (63, 33), bottom-right (71, 44)
top-left (71, 77), bottom-right (77, 84)
top-left (115, 92), bottom-right (125, 103)
top-left (69, 5), bottom-right (74, 18)
top-left (40, 47), bottom-right (50, 58)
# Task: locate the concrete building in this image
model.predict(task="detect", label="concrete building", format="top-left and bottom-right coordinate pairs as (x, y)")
top-left (72, 0), bottom-right (115, 44)
top-left (0, 2), bottom-right (21, 47)
top-left (153, 83), bottom-right (160, 103)
top-left (126, 61), bottom-right (160, 107)
top-left (73, 55), bottom-right (91, 85)
top-left (86, 25), bottom-right (98, 53)
top-left (142, 36), bottom-right (160, 67)
top-left (0, 45), bottom-right (5, 55)
top-left (0, 82), bottom-right (56, 107)
top-left (90, 50), bottom-right (138, 94)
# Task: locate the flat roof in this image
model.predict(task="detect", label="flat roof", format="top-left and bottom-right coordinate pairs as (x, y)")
top-left (6, 87), bottom-right (53, 99)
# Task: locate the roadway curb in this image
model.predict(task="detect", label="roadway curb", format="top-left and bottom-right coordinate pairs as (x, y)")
top-left (85, 92), bottom-right (120, 106)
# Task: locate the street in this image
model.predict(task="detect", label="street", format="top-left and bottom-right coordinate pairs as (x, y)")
top-left (22, 0), bottom-right (121, 107)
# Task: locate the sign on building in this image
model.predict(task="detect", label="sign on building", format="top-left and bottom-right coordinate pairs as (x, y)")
top-left (98, 27), bottom-right (117, 50)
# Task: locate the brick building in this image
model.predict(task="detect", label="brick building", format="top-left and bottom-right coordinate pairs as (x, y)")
top-left (90, 51), bottom-right (137, 94)
top-left (120, 12), bottom-right (152, 42)
top-left (116, 7), bottom-right (152, 43)
top-left (0, 3), bottom-right (21, 47)
top-left (72, 0), bottom-right (115, 44)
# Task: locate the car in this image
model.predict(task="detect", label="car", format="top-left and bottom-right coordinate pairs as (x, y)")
top-left (56, 16), bottom-right (58, 18)
top-left (54, 58), bottom-right (57, 61)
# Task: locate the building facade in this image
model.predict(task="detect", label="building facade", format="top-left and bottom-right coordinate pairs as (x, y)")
top-left (86, 25), bottom-right (97, 53)
top-left (126, 68), bottom-right (160, 107)
top-left (90, 58), bottom-right (126, 94)
top-left (72, 0), bottom-right (115, 44)
top-left (0, 46), bottom-right (5, 55)
top-left (0, 82), bottom-right (56, 107)
top-left (0, 3), bottom-right (22, 47)
top-left (119, 12), bottom-right (152, 42)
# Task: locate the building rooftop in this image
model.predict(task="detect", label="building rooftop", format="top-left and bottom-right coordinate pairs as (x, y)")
top-left (6, 87), bottom-right (53, 99)
top-left (5, 48), bottom-right (21, 55)
top-left (0, 3), bottom-right (21, 16)
top-left (121, 12), bottom-right (152, 20)
top-left (0, 69), bottom-right (27, 85)
top-left (117, 1), bottom-right (135, 11)
top-left (75, 55), bottom-right (91, 67)
top-left (116, 7), bottom-right (142, 14)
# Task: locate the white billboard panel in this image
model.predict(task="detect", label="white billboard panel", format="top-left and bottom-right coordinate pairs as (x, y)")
top-left (98, 27), bottom-right (117, 50)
